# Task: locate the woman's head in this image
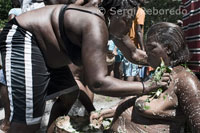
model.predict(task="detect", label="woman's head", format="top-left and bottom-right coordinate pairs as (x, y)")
top-left (100, 0), bottom-right (138, 36)
top-left (145, 22), bottom-right (190, 68)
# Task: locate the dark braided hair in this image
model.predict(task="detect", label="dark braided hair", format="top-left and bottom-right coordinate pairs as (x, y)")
top-left (146, 22), bottom-right (190, 67)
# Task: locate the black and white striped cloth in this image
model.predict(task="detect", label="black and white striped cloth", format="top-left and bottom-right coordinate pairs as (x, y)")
top-left (0, 18), bottom-right (79, 125)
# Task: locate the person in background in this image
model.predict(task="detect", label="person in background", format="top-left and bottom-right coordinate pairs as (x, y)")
top-left (107, 40), bottom-right (124, 79)
top-left (20, 0), bottom-right (45, 13)
top-left (8, 0), bottom-right (22, 20)
top-left (129, 0), bottom-right (145, 51)
top-left (0, 69), bottom-right (10, 132)
top-left (107, 40), bottom-right (116, 76)
top-left (182, 0), bottom-right (200, 80)
top-left (127, 0), bottom-right (147, 82)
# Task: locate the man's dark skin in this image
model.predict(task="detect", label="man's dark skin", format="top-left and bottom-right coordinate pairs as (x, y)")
top-left (4, 3), bottom-right (170, 133)
top-left (135, 0), bottom-right (145, 50)
top-left (44, 0), bottom-right (101, 6)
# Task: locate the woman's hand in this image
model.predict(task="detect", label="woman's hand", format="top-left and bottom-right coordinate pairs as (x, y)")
top-left (90, 111), bottom-right (104, 129)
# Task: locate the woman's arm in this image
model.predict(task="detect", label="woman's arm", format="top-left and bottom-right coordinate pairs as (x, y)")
top-left (135, 90), bottom-right (180, 120)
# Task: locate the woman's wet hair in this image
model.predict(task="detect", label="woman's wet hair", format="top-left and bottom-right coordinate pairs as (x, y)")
top-left (146, 22), bottom-right (190, 67)
top-left (100, 0), bottom-right (138, 19)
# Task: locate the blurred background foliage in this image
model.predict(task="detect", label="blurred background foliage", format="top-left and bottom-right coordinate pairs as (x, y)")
top-left (0, 0), bottom-right (12, 29)
top-left (144, 0), bottom-right (183, 34)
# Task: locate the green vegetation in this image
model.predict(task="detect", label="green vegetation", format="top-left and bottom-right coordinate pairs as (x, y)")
top-left (144, 0), bottom-right (182, 34)
top-left (0, 0), bottom-right (11, 29)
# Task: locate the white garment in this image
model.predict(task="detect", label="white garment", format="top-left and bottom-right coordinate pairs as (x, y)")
top-left (21, 1), bottom-right (45, 13)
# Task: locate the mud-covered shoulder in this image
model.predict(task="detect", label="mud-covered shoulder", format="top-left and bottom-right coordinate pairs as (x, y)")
top-left (173, 67), bottom-right (199, 95)
top-left (172, 66), bottom-right (200, 131)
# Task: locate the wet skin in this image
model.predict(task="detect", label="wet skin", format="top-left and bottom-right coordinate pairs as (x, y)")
top-left (90, 21), bottom-right (200, 132)
top-left (4, 4), bottom-right (170, 132)
top-left (16, 4), bottom-right (169, 97)
top-left (111, 38), bottom-right (200, 132)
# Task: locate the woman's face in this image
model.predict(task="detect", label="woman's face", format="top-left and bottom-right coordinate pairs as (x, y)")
top-left (145, 38), bottom-right (170, 68)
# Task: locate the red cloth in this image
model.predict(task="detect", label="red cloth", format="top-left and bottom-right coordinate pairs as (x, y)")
top-left (182, 0), bottom-right (200, 72)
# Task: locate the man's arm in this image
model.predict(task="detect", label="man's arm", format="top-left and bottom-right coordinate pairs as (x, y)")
top-left (81, 17), bottom-right (169, 97)
top-left (136, 24), bottom-right (144, 50)
top-left (112, 35), bottom-right (148, 65)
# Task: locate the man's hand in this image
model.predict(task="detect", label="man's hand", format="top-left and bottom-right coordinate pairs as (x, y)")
top-left (144, 73), bottom-right (171, 94)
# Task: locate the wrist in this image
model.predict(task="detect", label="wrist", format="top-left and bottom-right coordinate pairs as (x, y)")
top-left (141, 81), bottom-right (145, 95)
top-left (110, 34), bottom-right (124, 41)
top-left (143, 82), bottom-right (150, 94)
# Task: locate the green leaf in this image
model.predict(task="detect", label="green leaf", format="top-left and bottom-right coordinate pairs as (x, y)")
top-left (145, 98), bottom-right (150, 103)
top-left (143, 105), bottom-right (150, 110)
top-left (163, 95), bottom-right (166, 100)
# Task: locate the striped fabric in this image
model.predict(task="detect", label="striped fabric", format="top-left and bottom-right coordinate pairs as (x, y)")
top-left (0, 18), bottom-right (79, 125)
top-left (182, 0), bottom-right (200, 72)
top-left (5, 25), bottom-right (16, 123)
top-left (4, 24), bottom-right (43, 125)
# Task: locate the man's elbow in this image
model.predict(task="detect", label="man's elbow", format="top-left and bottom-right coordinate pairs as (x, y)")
top-left (87, 77), bottom-right (106, 94)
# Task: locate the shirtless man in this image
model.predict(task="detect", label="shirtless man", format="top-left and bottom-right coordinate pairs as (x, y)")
top-left (0, 0), bottom-right (169, 132)
top-left (90, 22), bottom-right (200, 132)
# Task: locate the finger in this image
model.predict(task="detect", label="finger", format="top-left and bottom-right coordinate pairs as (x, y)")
top-left (159, 82), bottom-right (169, 90)
top-left (99, 116), bottom-right (103, 122)
top-left (163, 73), bottom-right (170, 77)
top-left (90, 116), bottom-right (94, 123)
top-left (159, 82), bottom-right (168, 87)
top-left (90, 114), bottom-right (97, 122)
top-left (161, 77), bottom-right (170, 82)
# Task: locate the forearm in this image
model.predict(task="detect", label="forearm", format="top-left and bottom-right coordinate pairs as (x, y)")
top-left (112, 36), bottom-right (148, 65)
top-left (136, 108), bottom-right (177, 120)
top-left (79, 90), bottom-right (95, 113)
top-left (100, 107), bottom-right (117, 119)
top-left (131, 49), bottom-right (148, 65)
top-left (136, 32), bottom-right (144, 50)
top-left (90, 76), bottom-right (145, 97)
